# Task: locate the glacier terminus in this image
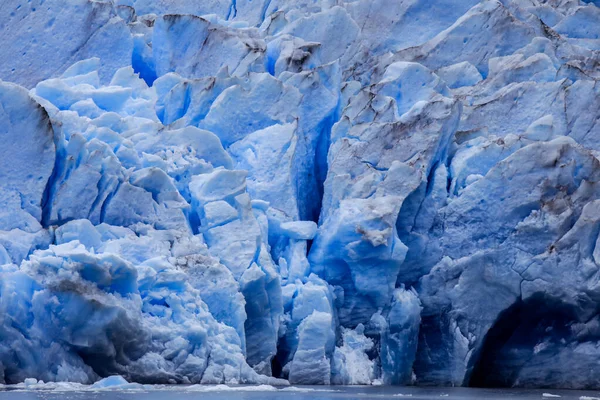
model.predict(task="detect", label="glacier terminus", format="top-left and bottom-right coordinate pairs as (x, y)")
top-left (0, 0), bottom-right (600, 390)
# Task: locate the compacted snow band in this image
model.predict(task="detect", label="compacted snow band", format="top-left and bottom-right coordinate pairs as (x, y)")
top-left (0, 0), bottom-right (599, 389)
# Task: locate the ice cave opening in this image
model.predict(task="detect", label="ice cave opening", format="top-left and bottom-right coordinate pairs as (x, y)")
top-left (468, 293), bottom-right (592, 389)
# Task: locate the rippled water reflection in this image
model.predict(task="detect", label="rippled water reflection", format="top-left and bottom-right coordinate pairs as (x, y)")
top-left (0, 386), bottom-right (599, 400)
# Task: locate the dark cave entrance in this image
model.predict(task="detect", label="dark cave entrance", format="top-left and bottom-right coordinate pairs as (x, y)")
top-left (271, 355), bottom-right (283, 379)
top-left (467, 293), bottom-right (581, 388)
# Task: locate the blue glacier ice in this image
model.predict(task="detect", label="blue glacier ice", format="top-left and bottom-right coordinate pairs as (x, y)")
top-left (0, 0), bottom-right (600, 390)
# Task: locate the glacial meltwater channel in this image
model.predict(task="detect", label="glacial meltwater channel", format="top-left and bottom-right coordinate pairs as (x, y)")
top-left (0, 386), bottom-right (599, 400)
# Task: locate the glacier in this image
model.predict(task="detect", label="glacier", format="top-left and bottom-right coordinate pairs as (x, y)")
top-left (0, 0), bottom-right (599, 390)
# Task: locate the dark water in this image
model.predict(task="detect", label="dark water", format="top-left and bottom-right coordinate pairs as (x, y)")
top-left (0, 386), bottom-right (598, 400)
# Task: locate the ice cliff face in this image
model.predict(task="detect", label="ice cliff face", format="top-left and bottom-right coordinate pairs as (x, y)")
top-left (0, 0), bottom-right (599, 389)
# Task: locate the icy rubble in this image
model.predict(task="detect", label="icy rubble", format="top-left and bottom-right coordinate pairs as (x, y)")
top-left (0, 0), bottom-right (600, 389)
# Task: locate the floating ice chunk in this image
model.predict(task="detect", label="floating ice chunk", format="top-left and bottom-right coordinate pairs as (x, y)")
top-left (279, 386), bottom-right (337, 392)
top-left (11, 380), bottom-right (87, 391)
top-left (23, 378), bottom-right (38, 388)
top-left (185, 383), bottom-right (278, 391)
top-left (90, 375), bottom-right (140, 390)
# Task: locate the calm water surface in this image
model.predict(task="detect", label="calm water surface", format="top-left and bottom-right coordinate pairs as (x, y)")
top-left (0, 386), bottom-right (599, 400)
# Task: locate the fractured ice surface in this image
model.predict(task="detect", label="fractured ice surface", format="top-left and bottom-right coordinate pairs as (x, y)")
top-left (0, 0), bottom-right (600, 389)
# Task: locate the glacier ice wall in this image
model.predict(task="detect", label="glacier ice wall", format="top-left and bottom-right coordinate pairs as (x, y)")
top-left (0, 0), bottom-right (600, 389)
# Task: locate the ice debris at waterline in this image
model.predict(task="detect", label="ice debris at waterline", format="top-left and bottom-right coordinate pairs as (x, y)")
top-left (0, 375), bottom-right (340, 392)
top-left (0, 0), bottom-right (599, 390)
